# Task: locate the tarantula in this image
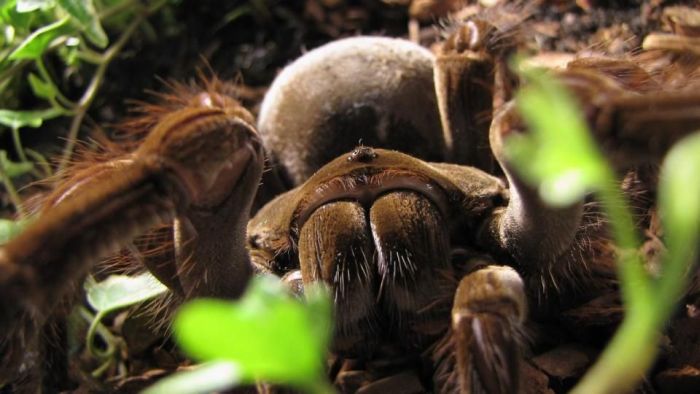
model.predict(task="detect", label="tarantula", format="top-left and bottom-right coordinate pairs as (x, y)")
top-left (1, 5), bottom-right (700, 393)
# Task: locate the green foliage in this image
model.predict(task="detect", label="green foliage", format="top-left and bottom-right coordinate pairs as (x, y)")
top-left (8, 17), bottom-right (72, 59)
top-left (507, 67), bottom-right (608, 206)
top-left (659, 133), bottom-right (700, 263)
top-left (143, 361), bottom-right (242, 394)
top-left (0, 107), bottom-right (64, 128)
top-left (27, 72), bottom-right (57, 99)
top-left (656, 132), bottom-right (700, 317)
top-left (146, 276), bottom-right (334, 394)
top-left (55, 0), bottom-right (107, 47)
top-left (510, 66), bottom-right (700, 394)
top-left (0, 149), bottom-right (35, 217)
top-left (82, 272), bottom-right (168, 376)
top-left (0, 0), bottom-right (169, 216)
top-left (85, 272), bottom-right (168, 313)
top-left (0, 218), bottom-right (29, 244)
top-left (0, 150), bottom-right (33, 178)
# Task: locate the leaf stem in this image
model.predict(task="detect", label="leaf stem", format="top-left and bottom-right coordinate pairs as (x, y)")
top-left (0, 37), bottom-right (68, 85)
top-left (11, 127), bottom-right (27, 162)
top-left (25, 148), bottom-right (53, 178)
top-left (85, 309), bottom-right (117, 359)
top-left (35, 57), bottom-right (76, 110)
top-left (0, 159), bottom-right (27, 218)
top-left (571, 315), bottom-right (658, 394)
top-left (597, 174), bottom-right (651, 311)
top-left (57, 12), bottom-right (145, 172)
top-left (571, 172), bottom-right (653, 394)
top-left (75, 46), bottom-right (105, 64)
top-left (98, 0), bottom-right (142, 20)
top-left (571, 122), bottom-right (698, 394)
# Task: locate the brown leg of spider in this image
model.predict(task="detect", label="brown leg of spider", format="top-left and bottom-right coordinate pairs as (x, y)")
top-left (451, 265), bottom-right (527, 394)
top-left (174, 138), bottom-right (263, 300)
top-left (0, 158), bottom-right (188, 329)
top-left (554, 66), bottom-right (700, 168)
top-left (592, 91), bottom-right (700, 167)
top-left (0, 92), bottom-right (261, 388)
top-left (0, 158), bottom-right (188, 385)
top-left (434, 20), bottom-right (496, 171)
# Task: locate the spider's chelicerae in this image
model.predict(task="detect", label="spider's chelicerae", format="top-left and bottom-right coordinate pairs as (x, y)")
top-left (1, 4), bottom-right (700, 393)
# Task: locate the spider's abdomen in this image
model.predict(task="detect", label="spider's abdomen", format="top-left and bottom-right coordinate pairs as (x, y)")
top-left (258, 36), bottom-right (445, 186)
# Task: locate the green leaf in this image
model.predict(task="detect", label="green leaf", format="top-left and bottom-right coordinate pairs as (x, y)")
top-left (142, 361), bottom-right (241, 394)
top-left (57, 41), bottom-right (80, 66)
top-left (1, 1), bottom-right (32, 31)
top-left (659, 132), bottom-right (700, 246)
top-left (0, 150), bottom-right (33, 179)
top-left (8, 17), bottom-right (72, 59)
top-left (0, 218), bottom-right (29, 244)
top-left (16, 0), bottom-right (54, 12)
top-left (658, 131), bottom-right (700, 286)
top-left (85, 272), bottom-right (169, 314)
top-left (508, 66), bottom-right (607, 206)
top-left (28, 72), bottom-right (57, 100)
top-left (1, 0), bottom-right (16, 13)
top-left (304, 283), bottom-right (332, 350)
top-left (0, 107), bottom-right (63, 128)
top-left (173, 276), bottom-right (331, 386)
top-left (572, 134), bottom-right (700, 394)
top-left (56, 0), bottom-right (107, 48)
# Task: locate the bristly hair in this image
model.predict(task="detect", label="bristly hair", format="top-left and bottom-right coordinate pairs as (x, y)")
top-left (114, 71), bottom-right (246, 150)
top-left (524, 167), bottom-right (656, 314)
top-left (35, 71), bottom-right (248, 210)
top-left (438, 1), bottom-right (537, 55)
top-left (33, 71), bottom-right (251, 325)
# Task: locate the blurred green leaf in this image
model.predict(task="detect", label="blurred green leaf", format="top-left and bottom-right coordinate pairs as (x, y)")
top-left (56, 0), bottom-right (107, 48)
top-left (1, 1), bottom-right (32, 30)
top-left (57, 40), bottom-right (80, 66)
top-left (16, 0), bottom-right (54, 12)
top-left (173, 276), bottom-right (331, 387)
top-left (0, 150), bottom-right (33, 179)
top-left (508, 66), bottom-right (607, 206)
top-left (658, 131), bottom-right (700, 301)
top-left (85, 272), bottom-right (169, 314)
top-left (0, 107), bottom-right (63, 128)
top-left (0, 218), bottom-right (29, 244)
top-left (0, 0), bottom-right (19, 21)
top-left (659, 132), bottom-right (700, 253)
top-left (0, 0), bottom-right (15, 13)
top-left (305, 283), bottom-right (332, 350)
top-left (28, 72), bottom-right (57, 100)
top-left (8, 17), bottom-right (71, 59)
top-left (142, 361), bottom-right (242, 394)
top-left (3, 24), bottom-right (16, 43)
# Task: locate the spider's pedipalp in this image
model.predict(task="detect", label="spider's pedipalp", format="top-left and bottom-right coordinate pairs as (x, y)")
top-left (479, 101), bottom-right (585, 274)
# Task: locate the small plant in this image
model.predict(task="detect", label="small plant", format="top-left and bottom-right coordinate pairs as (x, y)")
top-left (0, 0), bottom-right (170, 222)
top-left (144, 276), bottom-right (334, 394)
top-left (82, 272), bottom-right (169, 377)
top-left (509, 66), bottom-right (700, 394)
